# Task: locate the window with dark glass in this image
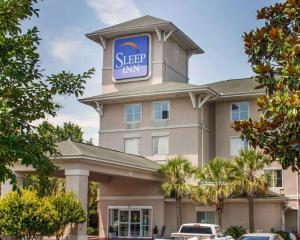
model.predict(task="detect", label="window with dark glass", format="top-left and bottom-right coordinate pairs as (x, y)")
top-left (153, 102), bottom-right (169, 121)
top-left (231, 102), bottom-right (249, 121)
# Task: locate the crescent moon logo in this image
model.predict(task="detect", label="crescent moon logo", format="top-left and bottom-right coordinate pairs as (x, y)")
top-left (120, 41), bottom-right (139, 53)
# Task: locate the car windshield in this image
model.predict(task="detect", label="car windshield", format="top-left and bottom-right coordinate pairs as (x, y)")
top-left (240, 236), bottom-right (270, 240)
top-left (180, 226), bottom-right (213, 234)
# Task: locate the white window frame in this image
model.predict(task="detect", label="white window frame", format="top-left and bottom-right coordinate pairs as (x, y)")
top-left (230, 136), bottom-right (249, 156)
top-left (124, 137), bottom-right (140, 155)
top-left (230, 101), bottom-right (249, 121)
top-left (152, 135), bottom-right (169, 156)
top-left (152, 101), bottom-right (170, 122)
top-left (124, 103), bottom-right (142, 124)
top-left (264, 168), bottom-right (283, 188)
top-left (196, 211), bottom-right (216, 224)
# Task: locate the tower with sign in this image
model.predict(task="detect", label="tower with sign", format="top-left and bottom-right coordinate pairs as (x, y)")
top-left (86, 15), bottom-right (203, 93)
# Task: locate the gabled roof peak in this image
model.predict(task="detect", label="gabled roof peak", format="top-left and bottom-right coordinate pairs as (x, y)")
top-left (86, 15), bottom-right (204, 54)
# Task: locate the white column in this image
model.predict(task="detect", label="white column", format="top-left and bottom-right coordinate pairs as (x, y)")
top-left (1, 173), bottom-right (24, 197)
top-left (65, 169), bottom-right (89, 240)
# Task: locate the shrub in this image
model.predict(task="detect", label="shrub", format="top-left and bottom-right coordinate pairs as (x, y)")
top-left (87, 227), bottom-right (98, 235)
top-left (153, 225), bottom-right (158, 235)
top-left (276, 231), bottom-right (290, 240)
top-left (0, 189), bottom-right (56, 240)
top-left (225, 225), bottom-right (247, 240)
top-left (49, 192), bottom-right (86, 240)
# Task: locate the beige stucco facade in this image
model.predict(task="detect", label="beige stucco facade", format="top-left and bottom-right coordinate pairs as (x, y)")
top-left (79, 15), bottom-right (300, 238)
top-left (2, 15), bottom-right (298, 240)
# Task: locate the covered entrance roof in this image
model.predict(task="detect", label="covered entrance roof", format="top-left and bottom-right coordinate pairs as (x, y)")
top-left (12, 140), bottom-right (163, 182)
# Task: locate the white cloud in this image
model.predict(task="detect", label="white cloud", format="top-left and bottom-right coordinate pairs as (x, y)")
top-left (49, 38), bottom-right (84, 65)
top-left (86, 0), bottom-right (142, 25)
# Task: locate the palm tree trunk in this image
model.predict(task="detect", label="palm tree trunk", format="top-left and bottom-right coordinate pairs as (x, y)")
top-left (248, 196), bottom-right (255, 233)
top-left (176, 197), bottom-right (182, 230)
top-left (218, 212), bottom-right (222, 227)
top-left (216, 199), bottom-right (223, 227)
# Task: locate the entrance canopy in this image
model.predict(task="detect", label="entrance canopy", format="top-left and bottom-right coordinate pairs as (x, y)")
top-left (12, 139), bottom-right (163, 182)
top-left (3, 140), bottom-right (163, 240)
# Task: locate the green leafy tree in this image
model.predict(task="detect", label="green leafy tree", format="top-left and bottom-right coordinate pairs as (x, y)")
top-left (192, 158), bottom-right (233, 227)
top-left (158, 155), bottom-right (195, 229)
top-left (49, 192), bottom-right (86, 240)
top-left (0, 189), bottom-right (56, 240)
top-left (0, 0), bottom-right (94, 186)
top-left (24, 175), bottom-right (65, 197)
top-left (230, 149), bottom-right (270, 233)
top-left (37, 121), bottom-right (84, 143)
top-left (233, 0), bottom-right (300, 171)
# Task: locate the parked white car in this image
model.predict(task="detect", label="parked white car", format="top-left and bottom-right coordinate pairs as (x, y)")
top-left (167, 223), bottom-right (233, 240)
top-left (239, 233), bottom-right (284, 240)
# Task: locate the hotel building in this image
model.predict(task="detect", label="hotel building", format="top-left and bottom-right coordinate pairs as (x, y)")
top-left (3, 15), bottom-right (299, 239)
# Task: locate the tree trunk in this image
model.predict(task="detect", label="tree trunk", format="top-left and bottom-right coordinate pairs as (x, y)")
top-left (176, 197), bottom-right (182, 230)
top-left (248, 196), bottom-right (255, 233)
top-left (218, 211), bottom-right (222, 227)
top-left (216, 199), bottom-right (223, 227)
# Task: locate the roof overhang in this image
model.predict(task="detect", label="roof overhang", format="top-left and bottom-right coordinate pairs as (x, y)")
top-left (79, 86), bottom-right (218, 106)
top-left (86, 22), bottom-right (204, 55)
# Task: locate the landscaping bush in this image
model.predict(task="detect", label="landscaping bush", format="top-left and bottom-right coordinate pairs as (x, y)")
top-left (0, 189), bottom-right (56, 240)
top-left (225, 225), bottom-right (247, 240)
top-left (276, 231), bottom-right (290, 240)
top-left (0, 190), bottom-right (86, 240)
top-left (49, 192), bottom-right (86, 240)
top-left (87, 227), bottom-right (99, 235)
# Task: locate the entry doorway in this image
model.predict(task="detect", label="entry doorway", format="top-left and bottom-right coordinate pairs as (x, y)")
top-left (108, 206), bottom-right (152, 238)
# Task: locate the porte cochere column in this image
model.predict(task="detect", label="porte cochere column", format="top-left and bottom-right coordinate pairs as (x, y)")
top-left (1, 173), bottom-right (24, 196)
top-left (65, 169), bottom-right (89, 240)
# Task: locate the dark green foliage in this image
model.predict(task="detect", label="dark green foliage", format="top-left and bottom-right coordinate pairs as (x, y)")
top-left (37, 121), bottom-right (84, 143)
top-left (233, 0), bottom-right (300, 171)
top-left (87, 227), bottom-right (99, 236)
top-left (0, 0), bottom-right (94, 187)
top-left (225, 225), bottom-right (247, 240)
top-left (276, 231), bottom-right (291, 240)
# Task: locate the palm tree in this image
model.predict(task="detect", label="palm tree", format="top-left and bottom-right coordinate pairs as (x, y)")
top-left (230, 149), bottom-right (270, 233)
top-left (158, 155), bottom-right (195, 229)
top-left (192, 157), bottom-right (233, 227)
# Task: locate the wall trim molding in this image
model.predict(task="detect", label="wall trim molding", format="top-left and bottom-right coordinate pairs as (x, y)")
top-left (100, 123), bottom-right (210, 134)
top-left (100, 195), bottom-right (165, 200)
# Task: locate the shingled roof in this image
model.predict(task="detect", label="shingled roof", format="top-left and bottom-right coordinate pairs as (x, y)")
top-left (86, 15), bottom-right (204, 54)
top-left (79, 82), bottom-right (217, 104)
top-left (206, 78), bottom-right (264, 96)
top-left (79, 78), bottom-right (264, 105)
top-left (87, 15), bottom-right (169, 35)
top-left (55, 140), bottom-right (160, 171)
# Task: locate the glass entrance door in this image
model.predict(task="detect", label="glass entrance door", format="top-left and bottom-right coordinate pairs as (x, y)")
top-left (109, 207), bottom-right (152, 238)
top-left (119, 210), bottom-right (129, 237)
top-left (130, 210), bottom-right (141, 237)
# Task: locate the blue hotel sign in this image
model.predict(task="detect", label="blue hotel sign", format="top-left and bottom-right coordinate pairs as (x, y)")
top-left (113, 34), bottom-right (150, 81)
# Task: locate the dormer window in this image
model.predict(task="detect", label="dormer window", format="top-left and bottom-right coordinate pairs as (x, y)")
top-left (153, 101), bottom-right (169, 121)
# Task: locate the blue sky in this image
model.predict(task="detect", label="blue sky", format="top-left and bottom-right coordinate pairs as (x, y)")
top-left (26, 0), bottom-right (280, 143)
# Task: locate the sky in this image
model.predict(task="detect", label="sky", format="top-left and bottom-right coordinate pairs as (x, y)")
top-left (24, 0), bottom-right (280, 144)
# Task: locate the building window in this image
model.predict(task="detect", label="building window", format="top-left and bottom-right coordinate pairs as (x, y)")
top-left (197, 211), bottom-right (215, 224)
top-left (125, 103), bottom-right (142, 123)
top-left (265, 169), bottom-right (283, 188)
top-left (108, 207), bottom-right (152, 238)
top-left (124, 138), bottom-right (140, 155)
top-left (153, 136), bottom-right (169, 155)
top-left (153, 101), bottom-right (169, 121)
top-left (231, 102), bottom-right (249, 121)
top-left (230, 137), bottom-right (248, 156)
